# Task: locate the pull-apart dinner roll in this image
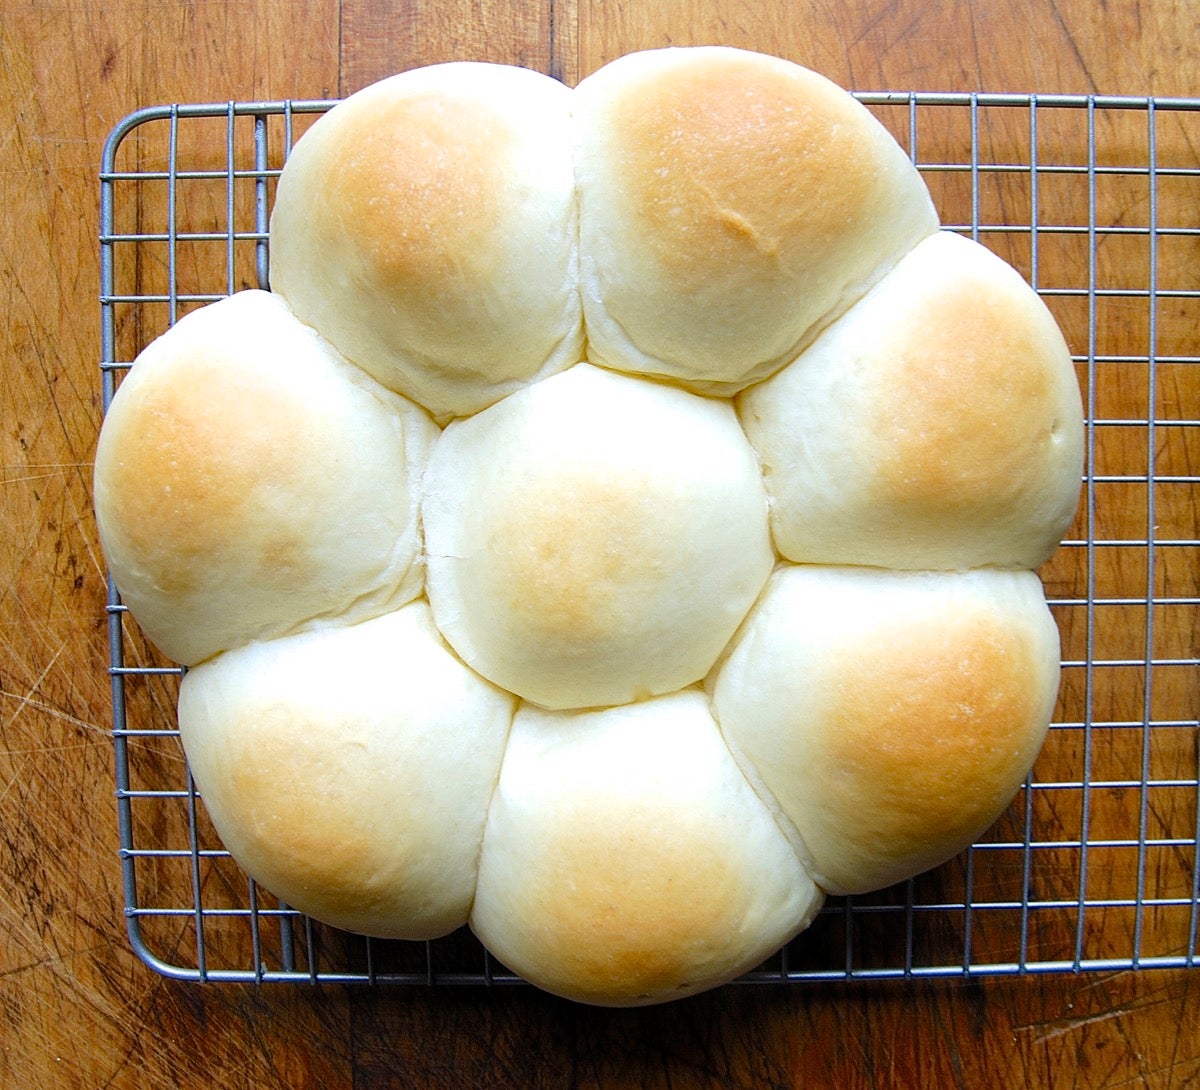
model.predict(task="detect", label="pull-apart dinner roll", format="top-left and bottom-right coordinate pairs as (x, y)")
top-left (738, 231), bottom-right (1085, 570)
top-left (470, 690), bottom-right (824, 1006)
top-left (178, 602), bottom-right (516, 939)
top-left (93, 290), bottom-right (436, 666)
top-left (711, 565), bottom-right (1061, 896)
top-left (573, 46), bottom-right (939, 393)
top-left (422, 363), bottom-right (774, 710)
top-left (269, 62), bottom-right (581, 423)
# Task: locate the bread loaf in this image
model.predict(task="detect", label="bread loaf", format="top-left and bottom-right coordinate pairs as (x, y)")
top-left (94, 46), bottom-right (1083, 1006)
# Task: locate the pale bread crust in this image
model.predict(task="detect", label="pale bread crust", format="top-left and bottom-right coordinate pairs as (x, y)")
top-left (269, 62), bottom-right (582, 423)
top-left (92, 290), bottom-right (437, 666)
top-left (470, 690), bottom-right (824, 1006)
top-left (711, 566), bottom-right (1061, 895)
top-left (178, 602), bottom-right (516, 940)
top-left (422, 363), bottom-right (775, 710)
top-left (738, 231), bottom-right (1085, 570)
top-left (573, 46), bottom-right (939, 393)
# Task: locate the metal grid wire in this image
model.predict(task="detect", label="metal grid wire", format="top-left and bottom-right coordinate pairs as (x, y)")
top-left (99, 92), bottom-right (1200, 985)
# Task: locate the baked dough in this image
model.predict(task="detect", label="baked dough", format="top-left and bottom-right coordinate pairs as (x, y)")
top-left (94, 46), bottom-right (1083, 1006)
top-left (268, 61), bottom-right (581, 424)
top-left (470, 690), bottom-right (823, 1006)
top-left (93, 289), bottom-right (436, 666)
top-left (178, 602), bottom-right (515, 939)
top-left (573, 46), bottom-right (939, 393)
top-left (422, 362), bottom-right (774, 710)
top-left (710, 565), bottom-right (1061, 895)
top-left (738, 231), bottom-right (1084, 570)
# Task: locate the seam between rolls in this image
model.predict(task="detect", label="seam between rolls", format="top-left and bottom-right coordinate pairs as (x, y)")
top-left (701, 685), bottom-right (828, 895)
top-left (461, 677), bottom-right (519, 929)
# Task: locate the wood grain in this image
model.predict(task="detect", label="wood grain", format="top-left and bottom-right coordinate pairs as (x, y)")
top-left (1, 0), bottom-right (1196, 1086)
top-left (341, 0), bottom-right (579, 92)
top-left (573, 0), bottom-right (1200, 94)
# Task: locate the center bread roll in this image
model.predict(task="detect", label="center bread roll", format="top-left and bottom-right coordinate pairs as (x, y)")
top-left (422, 362), bottom-right (775, 711)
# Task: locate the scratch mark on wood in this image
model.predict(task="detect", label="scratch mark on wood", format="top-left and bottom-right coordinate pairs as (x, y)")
top-left (2, 646), bottom-right (64, 730)
top-left (1028, 1005), bottom-right (1136, 1044)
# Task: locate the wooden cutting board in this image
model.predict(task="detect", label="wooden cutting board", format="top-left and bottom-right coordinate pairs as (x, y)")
top-left (2, 1), bottom-right (1197, 1086)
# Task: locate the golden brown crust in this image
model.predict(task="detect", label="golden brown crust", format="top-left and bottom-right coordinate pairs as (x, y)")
top-left (483, 467), bottom-right (669, 646)
top-left (866, 258), bottom-right (1075, 515)
top-left (808, 607), bottom-right (1049, 881)
top-left (510, 796), bottom-right (756, 1003)
top-left (611, 52), bottom-right (877, 291)
top-left (321, 91), bottom-right (511, 308)
top-left (212, 702), bottom-right (397, 916)
top-left (100, 341), bottom-right (324, 598)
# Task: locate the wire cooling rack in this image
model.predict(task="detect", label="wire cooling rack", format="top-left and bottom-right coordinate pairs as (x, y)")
top-left (99, 91), bottom-right (1200, 985)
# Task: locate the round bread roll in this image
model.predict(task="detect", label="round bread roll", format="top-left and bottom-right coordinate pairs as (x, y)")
top-left (422, 362), bottom-right (775, 710)
top-left (470, 690), bottom-right (824, 1006)
top-left (178, 602), bottom-right (516, 940)
top-left (572, 46), bottom-right (939, 394)
top-left (737, 230), bottom-right (1085, 570)
top-left (710, 565), bottom-right (1061, 896)
top-left (92, 290), bottom-right (437, 666)
top-left (268, 61), bottom-right (581, 423)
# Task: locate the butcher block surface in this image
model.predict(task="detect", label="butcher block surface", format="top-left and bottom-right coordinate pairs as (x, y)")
top-left (2, 0), bottom-right (1199, 1086)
